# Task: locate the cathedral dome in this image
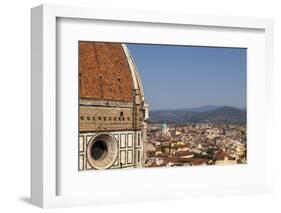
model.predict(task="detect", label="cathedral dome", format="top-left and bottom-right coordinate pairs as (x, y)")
top-left (78, 42), bottom-right (148, 171)
top-left (79, 41), bottom-right (144, 102)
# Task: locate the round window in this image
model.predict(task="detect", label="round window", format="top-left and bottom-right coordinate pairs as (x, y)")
top-left (91, 140), bottom-right (108, 160)
top-left (87, 134), bottom-right (118, 169)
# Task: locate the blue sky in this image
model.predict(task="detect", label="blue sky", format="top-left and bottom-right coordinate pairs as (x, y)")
top-left (127, 44), bottom-right (246, 111)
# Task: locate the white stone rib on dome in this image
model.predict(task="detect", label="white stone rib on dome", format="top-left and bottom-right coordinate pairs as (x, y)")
top-left (121, 44), bottom-right (145, 102)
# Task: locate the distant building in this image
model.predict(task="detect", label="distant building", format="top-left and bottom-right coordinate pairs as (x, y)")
top-left (161, 123), bottom-right (169, 135)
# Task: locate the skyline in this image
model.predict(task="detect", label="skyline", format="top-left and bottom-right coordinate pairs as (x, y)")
top-left (127, 44), bottom-right (246, 111)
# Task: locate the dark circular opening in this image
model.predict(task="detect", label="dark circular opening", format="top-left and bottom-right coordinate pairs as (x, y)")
top-left (91, 140), bottom-right (108, 160)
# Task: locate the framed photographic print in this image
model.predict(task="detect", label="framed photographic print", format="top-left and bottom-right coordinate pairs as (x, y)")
top-left (31, 4), bottom-right (274, 208)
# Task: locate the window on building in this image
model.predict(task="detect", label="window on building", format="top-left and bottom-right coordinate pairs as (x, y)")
top-left (99, 75), bottom-right (103, 98)
top-left (138, 150), bottom-right (140, 163)
top-left (138, 132), bottom-right (141, 146)
top-left (118, 78), bottom-right (121, 97)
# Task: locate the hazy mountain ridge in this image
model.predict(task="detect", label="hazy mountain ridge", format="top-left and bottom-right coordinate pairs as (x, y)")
top-left (149, 106), bottom-right (246, 124)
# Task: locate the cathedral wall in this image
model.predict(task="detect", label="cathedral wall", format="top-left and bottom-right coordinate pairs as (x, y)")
top-left (80, 105), bottom-right (135, 132)
top-left (79, 131), bottom-right (143, 171)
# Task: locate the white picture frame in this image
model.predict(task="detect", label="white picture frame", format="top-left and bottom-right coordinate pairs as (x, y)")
top-left (31, 4), bottom-right (274, 208)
